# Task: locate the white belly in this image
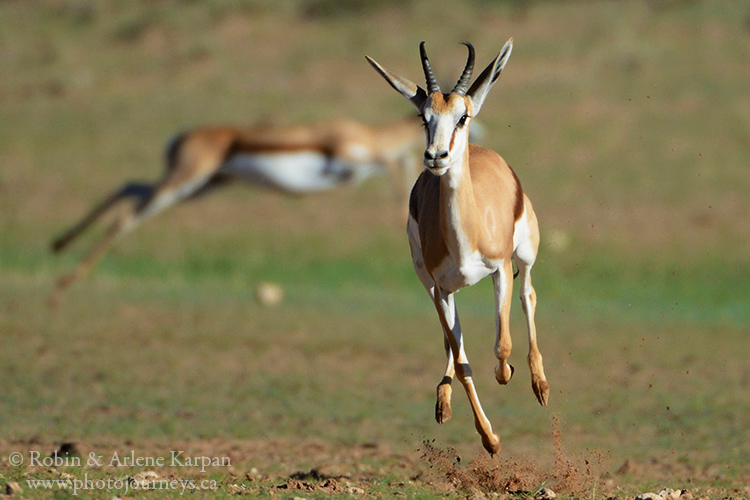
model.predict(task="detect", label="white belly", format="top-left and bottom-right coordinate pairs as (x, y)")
top-left (220, 151), bottom-right (379, 194)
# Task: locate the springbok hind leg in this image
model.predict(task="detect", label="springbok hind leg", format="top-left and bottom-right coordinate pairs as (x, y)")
top-left (48, 183), bottom-right (153, 307)
top-left (48, 206), bottom-right (140, 306)
top-left (517, 260), bottom-right (549, 406)
top-left (51, 183), bottom-right (153, 253)
top-left (49, 177), bottom-right (209, 305)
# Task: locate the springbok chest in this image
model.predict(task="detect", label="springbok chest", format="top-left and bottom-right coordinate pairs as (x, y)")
top-left (431, 250), bottom-right (496, 293)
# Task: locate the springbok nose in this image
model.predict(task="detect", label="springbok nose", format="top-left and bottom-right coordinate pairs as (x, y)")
top-left (425, 150), bottom-right (449, 161)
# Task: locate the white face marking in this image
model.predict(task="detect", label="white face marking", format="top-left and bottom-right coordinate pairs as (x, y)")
top-left (421, 97), bottom-right (471, 174)
top-left (220, 152), bottom-right (381, 193)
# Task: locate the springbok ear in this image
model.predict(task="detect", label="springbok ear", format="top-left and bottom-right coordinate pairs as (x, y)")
top-left (467, 38), bottom-right (513, 115)
top-left (366, 55), bottom-right (427, 111)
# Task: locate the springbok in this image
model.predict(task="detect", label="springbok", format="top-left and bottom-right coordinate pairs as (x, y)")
top-left (366, 39), bottom-right (549, 454)
top-left (49, 117), bottom-right (422, 302)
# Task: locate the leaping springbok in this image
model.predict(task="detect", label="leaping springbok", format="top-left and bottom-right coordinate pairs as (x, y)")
top-left (49, 117), bottom-right (422, 303)
top-left (366, 39), bottom-right (549, 454)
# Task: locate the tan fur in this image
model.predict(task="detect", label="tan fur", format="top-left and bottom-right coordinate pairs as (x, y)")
top-left (410, 144), bottom-right (520, 271)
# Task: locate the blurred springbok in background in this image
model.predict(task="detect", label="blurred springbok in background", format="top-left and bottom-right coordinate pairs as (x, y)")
top-left (366, 39), bottom-right (549, 455)
top-left (49, 117), bottom-right (423, 302)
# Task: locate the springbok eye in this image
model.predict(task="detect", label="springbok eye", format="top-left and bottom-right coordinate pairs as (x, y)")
top-left (419, 114), bottom-right (428, 129)
top-left (457, 114), bottom-right (470, 128)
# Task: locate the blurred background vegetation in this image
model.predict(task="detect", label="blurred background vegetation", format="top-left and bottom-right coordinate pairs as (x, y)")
top-left (0, 0), bottom-right (748, 492)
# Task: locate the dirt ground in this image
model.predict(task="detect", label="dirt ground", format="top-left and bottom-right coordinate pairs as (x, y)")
top-left (3, 430), bottom-right (747, 499)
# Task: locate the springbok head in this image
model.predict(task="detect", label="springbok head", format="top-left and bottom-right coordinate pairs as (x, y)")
top-left (366, 39), bottom-right (513, 175)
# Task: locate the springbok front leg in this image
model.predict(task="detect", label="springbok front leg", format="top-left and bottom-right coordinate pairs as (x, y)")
top-left (412, 273), bottom-right (455, 425)
top-left (436, 335), bottom-right (454, 424)
top-left (434, 287), bottom-right (501, 455)
top-left (492, 261), bottom-right (515, 385)
top-left (407, 219), bottom-right (456, 424)
top-left (414, 281), bottom-right (457, 425)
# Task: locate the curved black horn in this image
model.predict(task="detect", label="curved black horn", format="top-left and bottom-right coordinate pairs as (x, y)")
top-left (452, 41), bottom-right (475, 95)
top-left (419, 41), bottom-right (440, 94)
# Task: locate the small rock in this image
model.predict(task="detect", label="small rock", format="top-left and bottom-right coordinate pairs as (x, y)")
top-left (227, 483), bottom-right (245, 494)
top-left (636, 493), bottom-right (664, 500)
top-left (59, 471), bottom-right (75, 481)
top-left (659, 488), bottom-right (680, 500)
top-left (347, 485), bottom-right (365, 495)
top-left (255, 282), bottom-right (284, 306)
top-left (6, 482), bottom-right (22, 495)
top-left (536, 487), bottom-right (557, 500)
top-left (680, 490), bottom-right (693, 500)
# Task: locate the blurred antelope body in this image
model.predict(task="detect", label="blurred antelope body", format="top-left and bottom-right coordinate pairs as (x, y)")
top-left (50, 117), bottom-right (421, 301)
top-left (367, 39), bottom-right (549, 454)
top-left (221, 150), bottom-right (378, 192)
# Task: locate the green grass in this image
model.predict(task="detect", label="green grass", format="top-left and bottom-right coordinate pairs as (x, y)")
top-left (1, 0), bottom-right (750, 498)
